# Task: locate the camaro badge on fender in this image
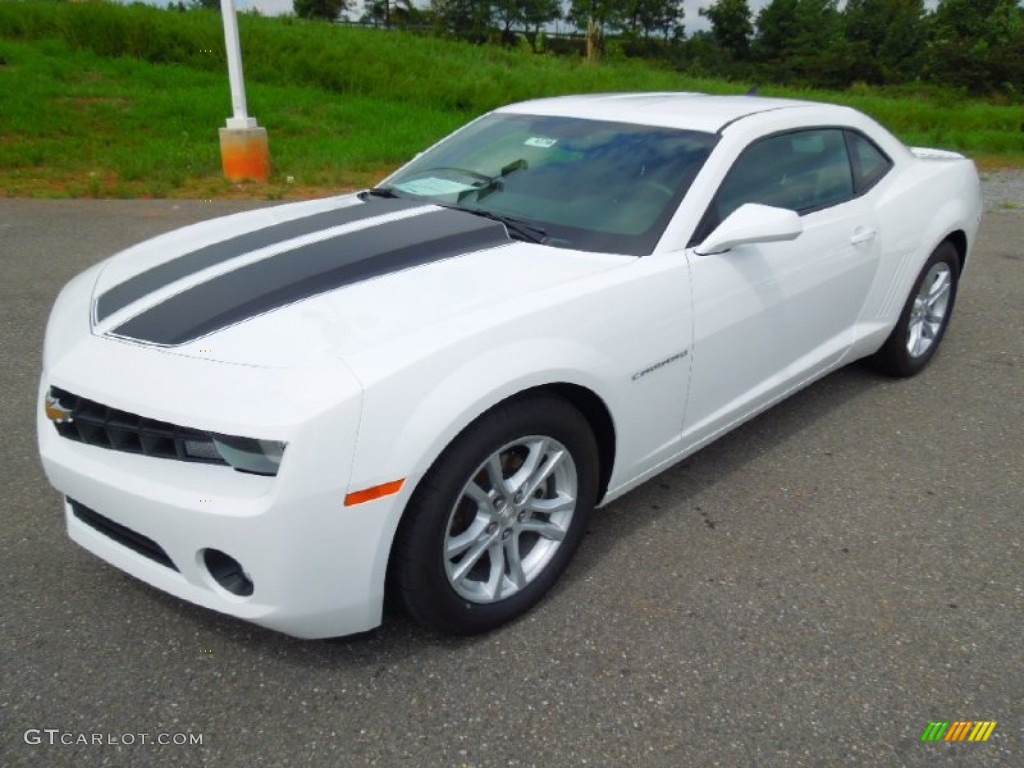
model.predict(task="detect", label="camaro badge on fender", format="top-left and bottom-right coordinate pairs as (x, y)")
top-left (632, 350), bottom-right (689, 381)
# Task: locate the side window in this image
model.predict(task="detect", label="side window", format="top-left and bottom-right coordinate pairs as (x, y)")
top-left (846, 131), bottom-right (892, 193)
top-left (713, 129), bottom-right (855, 224)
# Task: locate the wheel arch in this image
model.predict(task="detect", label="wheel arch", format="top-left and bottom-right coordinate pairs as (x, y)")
top-left (530, 383), bottom-right (616, 505)
top-left (399, 381), bottom-right (617, 519)
top-left (382, 380), bottom-right (617, 605)
top-left (871, 233), bottom-right (962, 377)
top-left (944, 229), bottom-right (968, 273)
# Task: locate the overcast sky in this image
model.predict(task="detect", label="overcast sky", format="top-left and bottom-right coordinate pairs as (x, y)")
top-left (160, 1), bottom-right (944, 34)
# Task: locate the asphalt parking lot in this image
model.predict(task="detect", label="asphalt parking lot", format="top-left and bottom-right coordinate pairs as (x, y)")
top-left (1, 198), bottom-right (1021, 767)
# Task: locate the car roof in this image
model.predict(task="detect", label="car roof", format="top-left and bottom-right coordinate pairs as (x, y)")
top-left (497, 92), bottom-right (845, 134)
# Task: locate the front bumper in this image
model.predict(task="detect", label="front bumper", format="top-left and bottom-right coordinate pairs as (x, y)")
top-left (37, 334), bottom-right (409, 640)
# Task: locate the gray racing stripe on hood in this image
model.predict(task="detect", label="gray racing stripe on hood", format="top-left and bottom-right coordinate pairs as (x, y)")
top-left (94, 196), bottom-right (426, 322)
top-left (110, 207), bottom-right (511, 346)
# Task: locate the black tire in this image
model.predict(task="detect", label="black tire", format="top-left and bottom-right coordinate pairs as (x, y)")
top-left (873, 241), bottom-right (960, 377)
top-left (392, 394), bottom-right (599, 636)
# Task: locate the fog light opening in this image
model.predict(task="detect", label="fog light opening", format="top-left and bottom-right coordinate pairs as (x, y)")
top-left (203, 549), bottom-right (254, 597)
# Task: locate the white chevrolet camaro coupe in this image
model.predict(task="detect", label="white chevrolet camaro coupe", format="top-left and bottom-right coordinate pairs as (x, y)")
top-left (38, 93), bottom-right (982, 639)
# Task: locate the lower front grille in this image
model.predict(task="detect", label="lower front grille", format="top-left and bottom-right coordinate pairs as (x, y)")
top-left (69, 498), bottom-right (178, 571)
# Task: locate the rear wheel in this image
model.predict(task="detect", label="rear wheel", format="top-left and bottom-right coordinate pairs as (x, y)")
top-left (393, 394), bottom-right (598, 635)
top-left (874, 241), bottom-right (960, 377)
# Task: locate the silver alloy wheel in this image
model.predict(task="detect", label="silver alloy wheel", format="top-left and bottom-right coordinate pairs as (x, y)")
top-left (443, 435), bottom-right (578, 604)
top-left (907, 262), bottom-right (953, 358)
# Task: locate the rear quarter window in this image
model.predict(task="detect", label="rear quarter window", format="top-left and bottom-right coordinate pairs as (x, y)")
top-left (846, 131), bottom-right (893, 193)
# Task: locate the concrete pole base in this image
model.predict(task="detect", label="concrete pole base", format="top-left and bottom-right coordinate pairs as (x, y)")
top-left (219, 126), bottom-right (270, 182)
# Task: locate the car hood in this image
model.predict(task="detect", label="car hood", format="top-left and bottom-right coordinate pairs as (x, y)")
top-left (90, 194), bottom-right (629, 369)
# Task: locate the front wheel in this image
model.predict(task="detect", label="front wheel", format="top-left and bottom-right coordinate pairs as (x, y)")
top-left (873, 241), bottom-right (960, 377)
top-left (392, 394), bottom-right (599, 636)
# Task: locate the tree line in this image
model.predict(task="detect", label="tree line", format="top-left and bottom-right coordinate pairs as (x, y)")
top-left (285, 0), bottom-right (1024, 96)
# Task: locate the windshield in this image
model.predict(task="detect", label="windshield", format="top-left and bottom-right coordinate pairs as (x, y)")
top-left (381, 113), bottom-right (718, 255)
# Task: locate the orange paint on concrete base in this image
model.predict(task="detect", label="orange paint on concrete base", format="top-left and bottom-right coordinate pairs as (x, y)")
top-left (219, 127), bottom-right (271, 182)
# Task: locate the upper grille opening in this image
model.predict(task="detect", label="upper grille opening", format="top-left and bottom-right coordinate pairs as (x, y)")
top-left (48, 387), bottom-right (229, 468)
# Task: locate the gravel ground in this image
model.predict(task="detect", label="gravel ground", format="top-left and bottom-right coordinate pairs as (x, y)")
top-left (979, 169), bottom-right (1024, 214)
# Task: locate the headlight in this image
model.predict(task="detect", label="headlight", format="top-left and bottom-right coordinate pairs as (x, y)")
top-left (211, 435), bottom-right (287, 476)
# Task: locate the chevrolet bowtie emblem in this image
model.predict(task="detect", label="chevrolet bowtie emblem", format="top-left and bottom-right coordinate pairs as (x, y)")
top-left (44, 391), bottom-right (74, 424)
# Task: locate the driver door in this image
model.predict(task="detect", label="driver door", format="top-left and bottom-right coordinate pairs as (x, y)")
top-left (682, 128), bottom-right (881, 447)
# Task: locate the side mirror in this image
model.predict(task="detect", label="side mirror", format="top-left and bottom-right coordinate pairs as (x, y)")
top-left (695, 203), bottom-right (803, 255)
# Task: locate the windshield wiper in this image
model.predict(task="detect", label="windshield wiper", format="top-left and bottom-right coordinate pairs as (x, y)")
top-left (456, 158), bottom-right (528, 203)
top-left (457, 207), bottom-right (548, 244)
top-left (361, 186), bottom-right (401, 199)
top-left (366, 177), bottom-right (546, 243)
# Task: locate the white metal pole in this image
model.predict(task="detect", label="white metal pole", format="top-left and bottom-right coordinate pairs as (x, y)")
top-left (220, 0), bottom-right (257, 129)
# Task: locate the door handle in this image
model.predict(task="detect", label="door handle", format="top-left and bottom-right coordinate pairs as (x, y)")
top-left (850, 227), bottom-right (877, 245)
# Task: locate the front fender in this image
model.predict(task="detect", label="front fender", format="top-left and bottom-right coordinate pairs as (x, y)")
top-left (345, 335), bottom-right (619, 610)
top-left (341, 254), bottom-right (695, 600)
top-left (352, 336), bottom-right (618, 498)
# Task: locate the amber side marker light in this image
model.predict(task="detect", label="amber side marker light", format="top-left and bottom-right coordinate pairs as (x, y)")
top-left (345, 479), bottom-right (405, 507)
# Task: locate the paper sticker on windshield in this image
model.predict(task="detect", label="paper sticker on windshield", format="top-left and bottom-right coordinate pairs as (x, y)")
top-left (524, 137), bottom-right (557, 148)
top-left (392, 178), bottom-right (477, 197)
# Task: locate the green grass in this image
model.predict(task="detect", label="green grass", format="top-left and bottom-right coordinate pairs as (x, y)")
top-left (0, 1), bottom-right (1021, 198)
top-left (0, 36), bottom-right (465, 197)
